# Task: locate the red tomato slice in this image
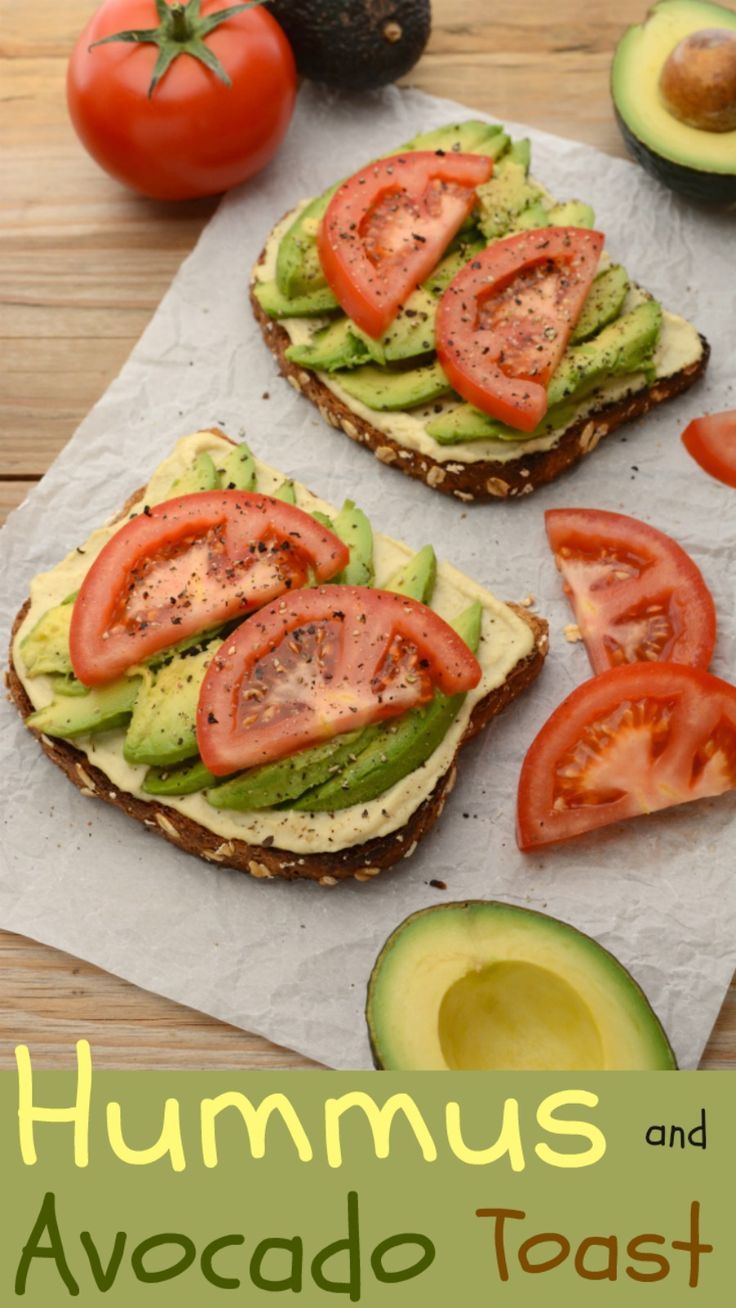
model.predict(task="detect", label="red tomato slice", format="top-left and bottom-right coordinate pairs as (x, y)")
top-left (545, 508), bottom-right (716, 674)
top-left (517, 662), bottom-right (736, 850)
top-left (682, 409), bottom-right (736, 488)
top-left (317, 151), bottom-right (493, 338)
top-left (197, 585), bottom-right (482, 775)
top-left (70, 492), bottom-right (349, 686)
top-left (436, 227), bottom-right (604, 432)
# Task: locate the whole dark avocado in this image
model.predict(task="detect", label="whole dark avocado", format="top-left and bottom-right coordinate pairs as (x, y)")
top-left (612, 0), bottom-right (736, 204)
top-left (268, 0), bottom-right (431, 91)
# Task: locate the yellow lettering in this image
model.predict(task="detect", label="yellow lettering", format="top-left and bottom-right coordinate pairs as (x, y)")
top-left (446, 1097), bottom-right (525, 1170)
top-left (107, 1098), bottom-right (185, 1171)
top-left (16, 1040), bottom-right (91, 1168)
top-left (201, 1093), bottom-right (313, 1167)
top-left (325, 1093), bottom-right (437, 1169)
top-left (535, 1090), bottom-right (607, 1168)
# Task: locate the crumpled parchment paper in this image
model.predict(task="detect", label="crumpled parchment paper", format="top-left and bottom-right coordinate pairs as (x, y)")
top-left (1, 84), bottom-right (734, 1069)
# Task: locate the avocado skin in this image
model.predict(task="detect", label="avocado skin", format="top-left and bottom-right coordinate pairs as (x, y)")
top-left (267, 1), bottom-right (431, 92)
top-left (616, 109), bottom-right (736, 204)
top-left (366, 901), bottom-right (678, 1071)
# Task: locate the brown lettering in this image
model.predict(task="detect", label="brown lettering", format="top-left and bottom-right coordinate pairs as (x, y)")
top-left (575, 1235), bottom-right (617, 1280)
top-left (518, 1233), bottom-right (570, 1275)
top-left (475, 1209), bottom-right (525, 1282)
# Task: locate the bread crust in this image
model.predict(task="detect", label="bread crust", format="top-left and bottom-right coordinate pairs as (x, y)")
top-left (251, 287), bottom-right (710, 502)
top-left (7, 494), bottom-right (548, 884)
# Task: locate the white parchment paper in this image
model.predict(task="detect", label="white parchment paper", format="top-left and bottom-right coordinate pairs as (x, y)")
top-left (1, 85), bottom-right (735, 1069)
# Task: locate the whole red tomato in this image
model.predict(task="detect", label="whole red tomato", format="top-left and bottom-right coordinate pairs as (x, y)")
top-left (67, 0), bottom-right (297, 200)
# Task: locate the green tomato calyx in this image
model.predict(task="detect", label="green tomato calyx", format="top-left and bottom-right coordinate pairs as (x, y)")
top-left (88, 0), bottom-right (266, 97)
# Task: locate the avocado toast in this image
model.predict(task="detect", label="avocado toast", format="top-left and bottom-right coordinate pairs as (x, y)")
top-left (251, 120), bottom-right (709, 502)
top-left (8, 430), bottom-right (548, 885)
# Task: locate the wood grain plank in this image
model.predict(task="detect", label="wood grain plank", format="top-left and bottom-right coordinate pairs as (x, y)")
top-left (1, 0), bottom-right (733, 1071)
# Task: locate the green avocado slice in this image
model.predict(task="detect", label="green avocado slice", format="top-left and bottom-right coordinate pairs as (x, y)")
top-left (143, 757), bottom-right (217, 797)
top-left (253, 280), bottom-right (340, 319)
top-left (206, 726), bottom-right (385, 812)
top-left (291, 601), bottom-right (482, 812)
top-left (383, 545), bottom-right (437, 605)
top-left (332, 500), bottom-right (374, 586)
top-left (123, 641), bottom-right (222, 767)
top-left (366, 901), bottom-right (677, 1070)
top-left (285, 319), bottom-right (370, 373)
top-left (276, 186), bottom-right (338, 298)
top-left (426, 300), bottom-right (662, 444)
top-left (571, 265), bottom-right (630, 344)
top-left (215, 441), bottom-right (257, 491)
top-left (27, 676), bottom-right (141, 739)
top-left (21, 599), bottom-right (75, 677)
top-left (334, 360), bottom-right (452, 411)
top-left (167, 451), bottom-right (218, 496)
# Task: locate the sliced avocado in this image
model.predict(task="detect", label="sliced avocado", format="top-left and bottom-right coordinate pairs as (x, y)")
top-left (207, 727), bottom-right (382, 812)
top-left (293, 602), bottom-right (482, 812)
top-left (142, 757), bottom-right (217, 797)
top-left (476, 151), bottom-right (546, 240)
top-left (612, 0), bottom-right (736, 203)
top-left (311, 509), bottom-right (335, 532)
top-left (123, 642), bottom-right (221, 767)
top-left (546, 200), bottom-right (596, 228)
top-left (49, 672), bottom-right (90, 698)
top-left (334, 360), bottom-right (452, 411)
top-left (426, 301), bottom-right (662, 445)
top-left (422, 234), bottom-right (486, 296)
top-left (509, 199), bottom-right (550, 232)
top-left (273, 479), bottom-right (297, 504)
top-left (508, 138), bottom-right (531, 172)
top-left (20, 600), bottom-right (74, 677)
top-left (400, 120), bottom-right (509, 158)
top-left (168, 451), bottom-right (218, 496)
top-left (253, 279), bottom-right (339, 319)
top-left (366, 901), bottom-right (677, 1070)
top-left (377, 288), bottom-right (437, 362)
top-left (571, 265), bottom-right (630, 344)
top-left (426, 400), bottom-right (579, 445)
top-left (276, 187), bottom-right (337, 298)
top-left (216, 441), bottom-right (256, 491)
top-left (285, 318), bottom-right (370, 373)
top-left (333, 500), bottom-right (374, 586)
top-left (27, 676), bottom-right (140, 739)
top-left (548, 300), bottom-right (663, 405)
top-left (384, 545), bottom-right (437, 604)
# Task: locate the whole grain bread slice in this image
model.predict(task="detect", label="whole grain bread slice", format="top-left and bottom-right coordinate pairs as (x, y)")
top-left (7, 465), bottom-right (549, 885)
top-left (252, 288), bottom-right (710, 504)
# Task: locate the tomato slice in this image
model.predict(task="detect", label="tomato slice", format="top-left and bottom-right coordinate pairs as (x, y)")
top-left (317, 151), bottom-right (493, 339)
top-left (436, 227), bottom-right (604, 432)
top-left (517, 662), bottom-right (736, 850)
top-left (70, 492), bottom-right (349, 686)
top-left (682, 409), bottom-right (736, 488)
top-left (545, 508), bottom-right (716, 674)
top-left (197, 585), bottom-right (482, 776)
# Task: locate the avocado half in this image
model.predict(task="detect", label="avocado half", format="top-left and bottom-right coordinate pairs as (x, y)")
top-left (612, 0), bottom-right (736, 203)
top-left (267, 1), bottom-right (431, 92)
top-left (366, 901), bottom-right (676, 1071)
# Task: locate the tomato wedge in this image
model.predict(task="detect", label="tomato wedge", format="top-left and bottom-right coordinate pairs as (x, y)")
top-left (436, 227), bottom-right (604, 432)
top-left (197, 585), bottom-right (482, 775)
top-left (545, 508), bottom-right (716, 674)
top-left (517, 663), bottom-right (736, 850)
top-left (70, 492), bottom-right (349, 686)
top-left (682, 409), bottom-right (736, 488)
top-left (317, 151), bottom-right (493, 338)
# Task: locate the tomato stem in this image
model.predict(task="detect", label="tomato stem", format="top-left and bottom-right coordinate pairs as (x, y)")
top-left (88, 0), bottom-right (268, 97)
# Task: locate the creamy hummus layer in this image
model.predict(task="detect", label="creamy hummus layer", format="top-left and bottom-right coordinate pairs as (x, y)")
top-left (254, 209), bottom-right (703, 466)
top-left (15, 432), bottom-right (537, 855)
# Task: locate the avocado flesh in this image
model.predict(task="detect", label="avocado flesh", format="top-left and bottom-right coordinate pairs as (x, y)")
top-left (571, 265), bottom-right (630, 344)
top-left (422, 234), bottom-right (486, 296)
top-left (333, 500), bottom-right (374, 586)
top-left (384, 545), bottom-right (437, 605)
top-left (276, 187), bottom-right (337, 298)
top-left (612, 0), bottom-right (736, 193)
top-left (216, 441), bottom-right (256, 491)
top-left (143, 757), bottom-right (217, 797)
top-left (21, 600), bottom-right (74, 677)
top-left (401, 121), bottom-right (510, 158)
top-left (334, 360), bottom-right (452, 411)
top-left (426, 301), bottom-right (662, 444)
top-left (27, 676), bottom-right (141, 739)
top-left (123, 641), bottom-right (221, 767)
top-left (366, 902), bottom-right (677, 1071)
top-left (273, 479), bottom-right (297, 504)
top-left (476, 153), bottom-right (545, 240)
top-left (286, 319), bottom-right (370, 373)
top-left (288, 287), bottom-right (439, 373)
top-left (254, 280), bottom-right (340, 319)
top-left (293, 602), bottom-right (482, 812)
top-left (167, 451), bottom-right (218, 496)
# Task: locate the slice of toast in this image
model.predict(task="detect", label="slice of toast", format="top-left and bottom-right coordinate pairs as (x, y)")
top-left (252, 289), bottom-right (709, 503)
top-left (7, 433), bottom-right (548, 885)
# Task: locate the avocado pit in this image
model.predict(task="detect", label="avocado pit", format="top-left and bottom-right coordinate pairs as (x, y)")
top-left (659, 28), bottom-right (736, 132)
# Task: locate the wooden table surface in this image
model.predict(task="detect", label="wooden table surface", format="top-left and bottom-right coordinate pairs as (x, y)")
top-left (1, 0), bottom-right (733, 1069)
